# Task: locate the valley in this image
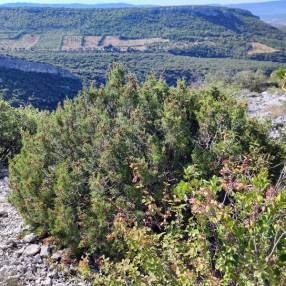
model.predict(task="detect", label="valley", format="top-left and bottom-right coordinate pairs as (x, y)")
top-left (0, 4), bottom-right (285, 109)
top-left (7, 50), bottom-right (285, 86)
top-left (0, 5), bottom-right (284, 59)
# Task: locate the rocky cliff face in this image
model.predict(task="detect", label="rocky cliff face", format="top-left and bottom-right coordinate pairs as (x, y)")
top-left (0, 56), bottom-right (77, 79)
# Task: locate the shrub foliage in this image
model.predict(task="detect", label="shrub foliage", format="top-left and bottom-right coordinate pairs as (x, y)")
top-left (9, 65), bottom-right (286, 284)
top-left (0, 100), bottom-right (37, 166)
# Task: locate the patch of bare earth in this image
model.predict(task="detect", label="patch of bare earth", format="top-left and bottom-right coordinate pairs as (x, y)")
top-left (102, 36), bottom-right (169, 50)
top-left (248, 42), bottom-right (280, 55)
top-left (265, 104), bottom-right (286, 118)
top-left (0, 33), bottom-right (169, 51)
top-left (61, 36), bottom-right (83, 51)
top-left (83, 36), bottom-right (101, 49)
top-left (0, 34), bottom-right (39, 50)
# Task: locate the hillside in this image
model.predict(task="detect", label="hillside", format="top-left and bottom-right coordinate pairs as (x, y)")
top-left (9, 50), bottom-right (284, 87)
top-left (0, 6), bottom-right (285, 61)
top-left (0, 5), bottom-right (286, 110)
top-left (0, 58), bottom-right (82, 109)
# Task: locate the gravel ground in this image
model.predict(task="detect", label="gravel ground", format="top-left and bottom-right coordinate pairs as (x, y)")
top-left (245, 90), bottom-right (286, 138)
top-left (0, 169), bottom-right (90, 286)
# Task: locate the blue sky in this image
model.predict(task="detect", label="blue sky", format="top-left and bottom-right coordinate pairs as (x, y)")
top-left (0, 0), bottom-right (274, 4)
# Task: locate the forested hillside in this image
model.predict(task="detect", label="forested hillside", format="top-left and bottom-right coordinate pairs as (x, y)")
top-left (0, 50), bottom-right (283, 110)
top-left (0, 5), bottom-right (285, 108)
top-left (8, 50), bottom-right (284, 86)
top-left (0, 6), bottom-right (285, 60)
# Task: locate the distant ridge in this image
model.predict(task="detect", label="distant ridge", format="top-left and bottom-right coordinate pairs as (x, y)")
top-left (0, 5), bottom-right (285, 62)
top-left (228, 0), bottom-right (286, 26)
top-left (0, 2), bottom-right (156, 8)
top-left (228, 0), bottom-right (285, 17)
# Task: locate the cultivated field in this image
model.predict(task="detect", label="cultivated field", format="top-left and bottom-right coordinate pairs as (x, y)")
top-left (1, 34), bottom-right (281, 56)
top-left (102, 36), bottom-right (169, 51)
top-left (248, 42), bottom-right (280, 55)
top-left (62, 36), bottom-right (83, 51)
top-left (0, 34), bottom-right (39, 50)
top-left (0, 33), bottom-right (169, 52)
top-left (12, 34), bottom-right (39, 49)
top-left (0, 31), bottom-right (23, 40)
top-left (35, 31), bottom-right (66, 50)
top-left (2, 34), bottom-right (281, 56)
top-left (83, 36), bottom-right (101, 49)
top-left (61, 35), bottom-right (168, 51)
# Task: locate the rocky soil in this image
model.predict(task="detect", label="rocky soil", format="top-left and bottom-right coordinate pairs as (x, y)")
top-left (245, 90), bottom-right (286, 138)
top-left (0, 170), bottom-right (90, 286)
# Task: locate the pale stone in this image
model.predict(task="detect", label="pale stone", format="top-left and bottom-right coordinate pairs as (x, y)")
top-left (23, 233), bottom-right (37, 243)
top-left (24, 244), bottom-right (41, 256)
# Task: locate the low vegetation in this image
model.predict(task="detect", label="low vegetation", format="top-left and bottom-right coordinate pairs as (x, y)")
top-left (7, 50), bottom-right (285, 87)
top-left (271, 68), bottom-right (286, 90)
top-left (1, 51), bottom-right (283, 113)
top-left (0, 100), bottom-right (38, 166)
top-left (7, 66), bottom-right (286, 284)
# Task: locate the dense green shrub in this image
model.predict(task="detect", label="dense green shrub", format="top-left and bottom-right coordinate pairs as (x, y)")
top-left (271, 68), bottom-right (286, 88)
top-left (92, 159), bottom-right (286, 285)
top-left (9, 66), bottom-right (285, 284)
top-left (232, 70), bottom-right (269, 92)
top-left (0, 100), bottom-right (38, 167)
top-left (271, 68), bottom-right (286, 80)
